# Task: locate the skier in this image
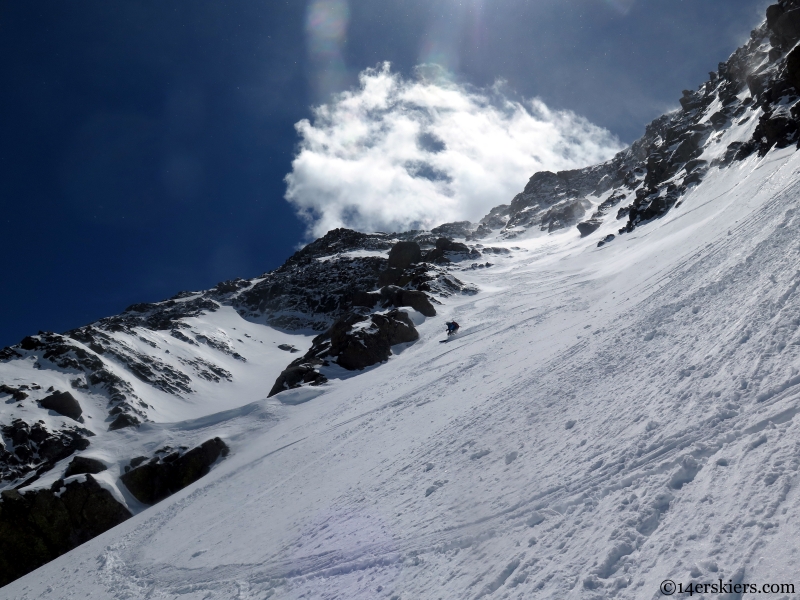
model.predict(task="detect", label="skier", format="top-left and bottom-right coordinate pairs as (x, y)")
top-left (446, 321), bottom-right (460, 336)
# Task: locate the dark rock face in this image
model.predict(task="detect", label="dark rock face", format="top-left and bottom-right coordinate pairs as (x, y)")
top-left (788, 45), bottom-right (800, 91)
top-left (268, 360), bottom-right (329, 397)
top-left (329, 310), bottom-right (419, 370)
top-left (380, 286), bottom-right (437, 317)
top-left (387, 241), bottom-right (422, 270)
top-left (422, 238), bottom-right (479, 263)
top-left (0, 475), bottom-right (132, 587)
top-left (269, 309), bottom-right (420, 395)
top-left (109, 413), bottom-right (141, 431)
top-left (541, 199), bottom-right (586, 232)
top-left (64, 456), bottom-right (107, 477)
top-left (40, 391), bottom-right (82, 421)
top-left (435, 238), bottom-right (470, 253)
top-left (771, 7), bottom-right (800, 50)
top-left (120, 438), bottom-right (229, 505)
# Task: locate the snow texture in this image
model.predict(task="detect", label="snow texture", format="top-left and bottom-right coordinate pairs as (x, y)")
top-left (7, 116), bottom-right (800, 600)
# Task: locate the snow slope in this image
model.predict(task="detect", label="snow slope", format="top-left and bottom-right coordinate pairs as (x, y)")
top-left (7, 136), bottom-right (800, 598)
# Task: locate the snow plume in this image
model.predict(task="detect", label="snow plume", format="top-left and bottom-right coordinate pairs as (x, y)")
top-left (285, 63), bottom-right (623, 238)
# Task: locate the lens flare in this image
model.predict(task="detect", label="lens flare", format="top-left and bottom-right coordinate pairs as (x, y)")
top-left (305, 0), bottom-right (350, 100)
top-left (604, 0), bottom-right (636, 16)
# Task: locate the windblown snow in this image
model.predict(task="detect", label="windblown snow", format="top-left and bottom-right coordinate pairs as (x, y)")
top-left (8, 137), bottom-right (800, 599)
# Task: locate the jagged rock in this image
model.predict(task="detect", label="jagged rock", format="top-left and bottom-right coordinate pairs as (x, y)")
top-left (435, 238), bottom-right (470, 253)
top-left (40, 391), bottom-right (82, 421)
top-left (591, 192), bottom-right (626, 218)
top-left (120, 438), bottom-right (229, 505)
top-left (787, 45), bottom-right (800, 91)
top-left (109, 413), bottom-right (140, 431)
top-left (541, 200), bottom-right (585, 232)
top-left (280, 309), bottom-right (420, 378)
top-left (771, 7), bottom-right (800, 49)
top-left (0, 420), bottom-right (91, 484)
top-left (422, 238), bottom-right (473, 263)
top-left (387, 241), bottom-right (422, 270)
top-left (461, 6), bottom-right (797, 240)
top-left (64, 456), bottom-right (106, 477)
top-left (0, 385), bottom-right (28, 402)
top-left (269, 359), bottom-right (328, 397)
top-left (754, 107), bottom-right (798, 154)
top-left (330, 311), bottom-right (419, 370)
top-left (767, 3), bottom-right (786, 29)
top-left (431, 221), bottom-right (474, 238)
top-left (379, 286), bottom-right (437, 317)
top-left (0, 474), bottom-right (131, 587)
top-left (710, 111), bottom-right (729, 130)
top-left (679, 89), bottom-right (705, 112)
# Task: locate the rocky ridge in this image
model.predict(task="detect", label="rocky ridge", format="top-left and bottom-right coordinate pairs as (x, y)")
top-left (0, 229), bottom-right (490, 492)
top-left (431, 2), bottom-right (800, 243)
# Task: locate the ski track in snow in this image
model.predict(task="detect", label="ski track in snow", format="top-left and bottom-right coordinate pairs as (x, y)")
top-left (9, 152), bottom-right (800, 598)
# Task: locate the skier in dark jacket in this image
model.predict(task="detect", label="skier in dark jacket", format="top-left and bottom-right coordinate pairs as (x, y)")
top-left (446, 321), bottom-right (460, 336)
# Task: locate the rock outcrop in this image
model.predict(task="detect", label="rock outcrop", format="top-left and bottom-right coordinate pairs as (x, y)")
top-left (269, 309), bottom-right (420, 396)
top-left (0, 475), bottom-right (132, 587)
top-left (0, 419), bottom-right (93, 486)
top-left (39, 390), bottom-right (82, 421)
top-left (120, 438), bottom-right (229, 505)
top-left (441, 1), bottom-right (800, 243)
top-left (64, 456), bottom-right (107, 477)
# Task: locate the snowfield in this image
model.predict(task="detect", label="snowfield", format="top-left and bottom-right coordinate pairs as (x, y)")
top-left (7, 141), bottom-right (800, 598)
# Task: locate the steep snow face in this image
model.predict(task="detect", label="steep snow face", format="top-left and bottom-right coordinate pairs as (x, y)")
top-left (8, 138), bottom-right (800, 597)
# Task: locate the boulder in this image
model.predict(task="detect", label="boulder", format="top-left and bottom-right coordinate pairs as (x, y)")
top-left (398, 290), bottom-right (436, 317)
top-left (334, 311), bottom-right (419, 370)
top-left (268, 360), bottom-right (327, 397)
top-left (435, 238), bottom-right (470, 253)
top-left (40, 391), bottom-right (82, 421)
top-left (387, 241), bottom-right (422, 270)
top-left (577, 220), bottom-right (601, 237)
top-left (709, 111), bottom-right (729, 130)
top-left (380, 286), bottom-right (436, 317)
top-left (597, 234), bottom-right (615, 247)
top-left (120, 438), bottom-right (229, 505)
top-left (64, 456), bottom-right (107, 477)
top-left (0, 475), bottom-right (131, 587)
top-left (422, 248), bottom-right (449, 263)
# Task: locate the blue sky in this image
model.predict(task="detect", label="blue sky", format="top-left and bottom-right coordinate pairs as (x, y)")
top-left (0, 0), bottom-right (770, 346)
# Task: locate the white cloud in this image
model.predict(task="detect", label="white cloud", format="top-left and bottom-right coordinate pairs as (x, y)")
top-left (285, 63), bottom-right (623, 238)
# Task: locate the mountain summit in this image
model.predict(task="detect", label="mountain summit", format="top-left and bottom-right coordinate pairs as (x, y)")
top-left (6, 3), bottom-right (800, 597)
